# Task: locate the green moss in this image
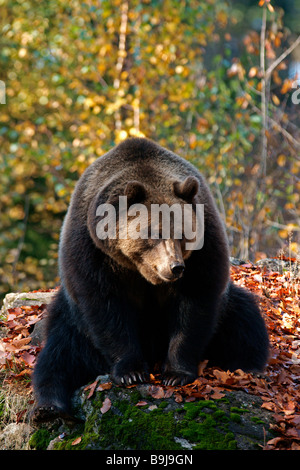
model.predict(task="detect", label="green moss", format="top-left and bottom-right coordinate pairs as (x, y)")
top-left (230, 413), bottom-right (242, 423)
top-left (98, 403), bottom-right (182, 450)
top-left (184, 404), bottom-right (199, 420)
top-left (213, 409), bottom-right (229, 423)
top-left (184, 400), bottom-right (217, 418)
top-left (53, 396), bottom-right (240, 451)
top-left (230, 406), bottom-right (249, 414)
top-left (56, 398), bottom-right (183, 450)
top-left (128, 389), bottom-right (143, 405)
top-left (29, 428), bottom-right (52, 450)
top-left (180, 401), bottom-right (237, 450)
top-left (251, 416), bottom-right (265, 425)
top-left (158, 401), bottom-right (168, 410)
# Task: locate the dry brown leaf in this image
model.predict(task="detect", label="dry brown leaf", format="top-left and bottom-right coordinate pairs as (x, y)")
top-left (100, 397), bottom-right (111, 414)
top-left (266, 437), bottom-right (284, 447)
top-left (149, 385), bottom-right (165, 399)
top-left (96, 382), bottom-right (112, 392)
top-left (210, 388), bottom-right (226, 399)
top-left (84, 378), bottom-right (99, 399)
top-left (71, 436), bottom-right (82, 446)
top-left (5, 337), bottom-right (32, 352)
top-left (174, 393), bottom-right (183, 403)
top-left (261, 401), bottom-right (276, 411)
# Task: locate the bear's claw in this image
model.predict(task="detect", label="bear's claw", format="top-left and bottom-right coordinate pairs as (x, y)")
top-left (162, 372), bottom-right (197, 387)
top-left (30, 404), bottom-right (80, 423)
top-left (114, 371), bottom-right (150, 386)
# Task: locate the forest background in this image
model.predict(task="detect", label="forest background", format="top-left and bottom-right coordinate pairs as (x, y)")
top-left (0, 0), bottom-right (300, 301)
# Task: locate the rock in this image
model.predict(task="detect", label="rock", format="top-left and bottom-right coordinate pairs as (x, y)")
top-left (38, 377), bottom-right (273, 451)
top-left (1, 290), bottom-right (56, 345)
top-left (229, 257), bottom-right (247, 266)
top-left (30, 317), bottom-right (47, 345)
top-left (256, 258), bottom-right (300, 278)
top-left (0, 376), bottom-right (276, 451)
top-left (1, 291), bottom-right (56, 315)
top-left (229, 257), bottom-right (300, 279)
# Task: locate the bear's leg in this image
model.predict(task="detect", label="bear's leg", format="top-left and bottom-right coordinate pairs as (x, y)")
top-left (32, 292), bottom-right (106, 422)
top-left (74, 291), bottom-right (150, 386)
top-left (204, 282), bottom-right (269, 372)
top-left (162, 298), bottom-right (219, 386)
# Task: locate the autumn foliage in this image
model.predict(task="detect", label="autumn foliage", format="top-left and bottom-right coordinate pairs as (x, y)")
top-left (0, 0), bottom-right (299, 449)
top-left (0, 0), bottom-right (299, 301)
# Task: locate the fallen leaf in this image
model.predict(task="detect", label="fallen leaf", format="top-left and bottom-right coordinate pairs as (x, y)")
top-left (149, 385), bottom-right (165, 399)
top-left (174, 393), bottom-right (183, 403)
top-left (185, 396), bottom-right (196, 402)
top-left (148, 405), bottom-right (158, 410)
top-left (5, 337), bottom-right (32, 352)
top-left (21, 351), bottom-right (36, 367)
top-left (210, 389), bottom-right (226, 399)
top-left (84, 378), bottom-right (99, 399)
top-left (266, 437), bottom-right (284, 447)
top-left (164, 388), bottom-right (174, 398)
top-left (96, 382), bottom-right (112, 392)
top-left (71, 436), bottom-right (82, 446)
top-left (100, 397), bottom-right (111, 414)
top-left (16, 409), bottom-right (27, 424)
top-left (261, 401), bottom-right (276, 411)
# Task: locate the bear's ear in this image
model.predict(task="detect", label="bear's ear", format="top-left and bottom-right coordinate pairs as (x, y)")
top-left (125, 180), bottom-right (146, 204)
top-left (173, 176), bottom-right (199, 202)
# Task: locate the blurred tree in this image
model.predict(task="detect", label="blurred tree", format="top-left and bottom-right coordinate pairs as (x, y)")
top-left (224, 0), bottom-right (300, 259)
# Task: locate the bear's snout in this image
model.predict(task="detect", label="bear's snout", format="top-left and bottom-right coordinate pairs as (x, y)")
top-left (152, 239), bottom-right (185, 282)
top-left (170, 261), bottom-right (185, 279)
top-left (156, 259), bottom-right (185, 282)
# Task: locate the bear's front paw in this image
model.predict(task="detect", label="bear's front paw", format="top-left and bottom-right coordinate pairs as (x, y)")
top-left (30, 404), bottom-right (80, 423)
top-left (111, 360), bottom-right (150, 386)
top-left (162, 371), bottom-right (197, 387)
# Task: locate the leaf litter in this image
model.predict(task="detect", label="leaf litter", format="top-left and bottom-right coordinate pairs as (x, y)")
top-left (0, 261), bottom-right (299, 450)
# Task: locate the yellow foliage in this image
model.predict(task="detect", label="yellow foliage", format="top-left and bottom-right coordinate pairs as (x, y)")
top-left (277, 154), bottom-right (286, 167)
top-left (0, 0), bottom-right (299, 300)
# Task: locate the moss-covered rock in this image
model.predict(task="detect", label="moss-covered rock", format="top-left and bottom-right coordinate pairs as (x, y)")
top-left (26, 376), bottom-right (275, 451)
top-left (29, 428), bottom-right (52, 450)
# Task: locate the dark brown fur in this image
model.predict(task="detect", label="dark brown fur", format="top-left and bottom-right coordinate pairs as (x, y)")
top-left (32, 138), bottom-right (269, 422)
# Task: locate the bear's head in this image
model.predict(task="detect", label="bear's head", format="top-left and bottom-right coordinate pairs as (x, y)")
top-left (88, 175), bottom-right (202, 285)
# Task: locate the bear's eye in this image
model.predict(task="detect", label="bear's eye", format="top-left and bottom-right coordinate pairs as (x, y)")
top-left (125, 181), bottom-right (146, 204)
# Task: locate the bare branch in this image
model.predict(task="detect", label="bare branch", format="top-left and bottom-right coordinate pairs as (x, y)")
top-left (114, 1), bottom-right (129, 131)
top-left (260, 5), bottom-right (268, 177)
top-left (265, 220), bottom-right (300, 231)
top-left (265, 34), bottom-right (300, 79)
top-left (249, 102), bottom-right (300, 151)
top-left (12, 195), bottom-right (30, 286)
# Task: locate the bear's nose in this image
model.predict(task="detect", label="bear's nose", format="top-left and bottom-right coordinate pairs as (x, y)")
top-left (170, 262), bottom-right (185, 278)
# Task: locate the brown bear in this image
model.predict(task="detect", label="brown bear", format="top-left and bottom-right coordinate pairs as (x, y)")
top-left (32, 137), bottom-right (269, 422)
